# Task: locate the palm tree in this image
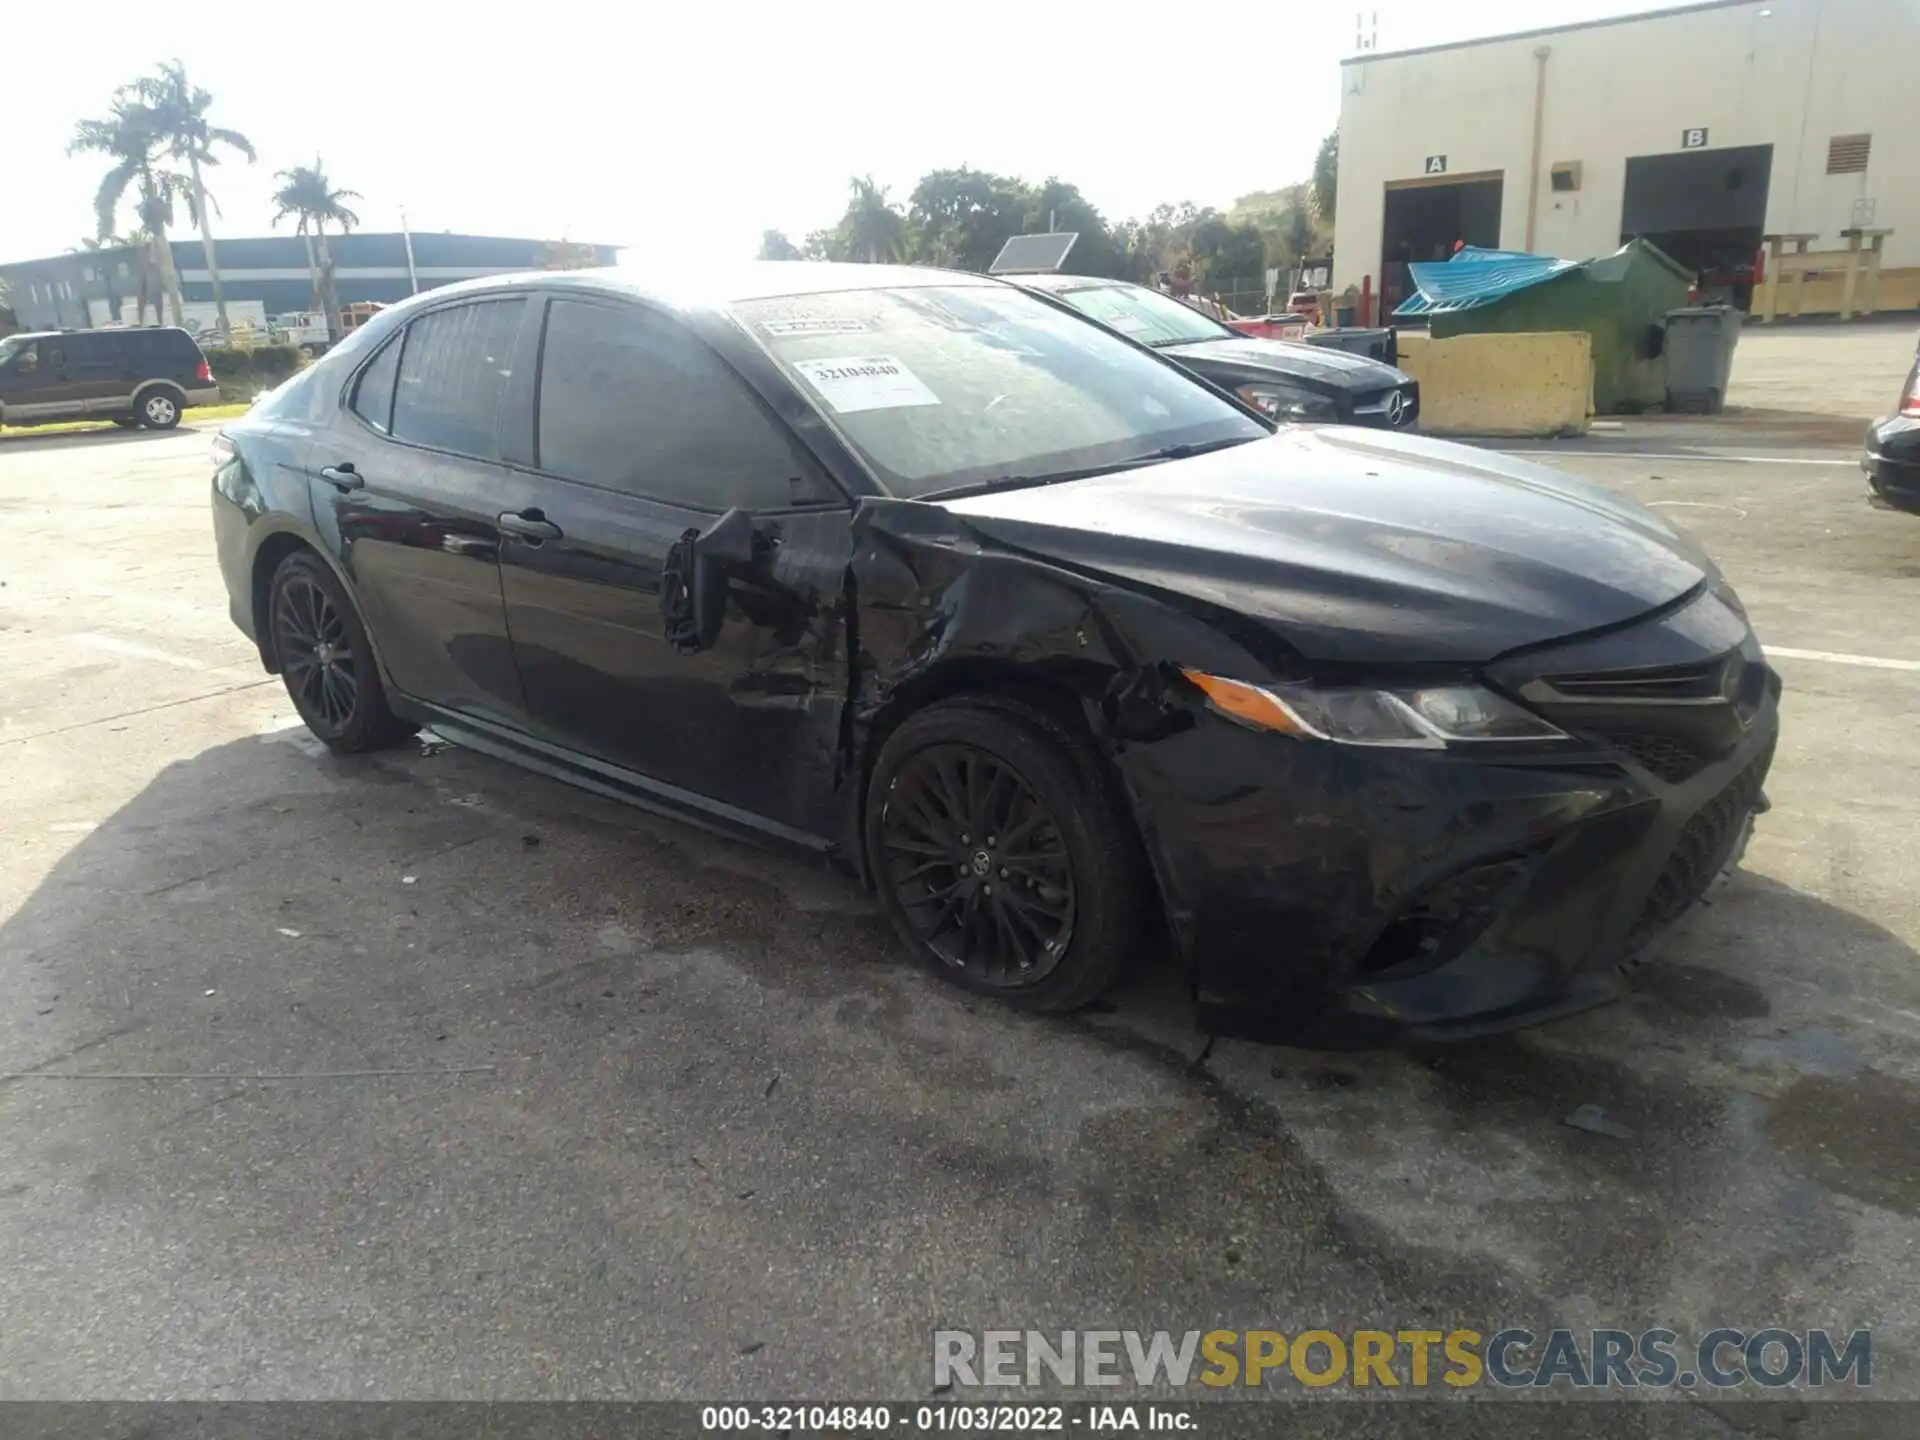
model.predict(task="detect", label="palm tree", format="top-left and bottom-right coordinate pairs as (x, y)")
top-left (843, 176), bottom-right (906, 263)
top-left (128, 61), bottom-right (255, 338)
top-left (69, 98), bottom-right (194, 327)
top-left (271, 160), bottom-right (362, 341)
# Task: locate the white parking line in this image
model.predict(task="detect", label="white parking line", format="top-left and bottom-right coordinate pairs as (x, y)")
top-left (70, 632), bottom-right (208, 671)
top-left (1768, 646), bottom-right (1920, 673)
top-left (1502, 449), bottom-right (1858, 466)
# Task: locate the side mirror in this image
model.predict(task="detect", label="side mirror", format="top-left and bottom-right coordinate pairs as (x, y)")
top-left (661, 507), bottom-right (757, 654)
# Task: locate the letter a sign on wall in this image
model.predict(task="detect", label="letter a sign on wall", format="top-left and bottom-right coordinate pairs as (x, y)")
top-left (1424, 155), bottom-right (1448, 175)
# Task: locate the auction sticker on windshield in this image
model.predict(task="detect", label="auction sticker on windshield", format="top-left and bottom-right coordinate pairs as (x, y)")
top-left (791, 355), bottom-right (940, 413)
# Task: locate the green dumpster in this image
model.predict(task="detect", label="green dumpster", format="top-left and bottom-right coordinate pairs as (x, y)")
top-left (1395, 240), bottom-right (1693, 415)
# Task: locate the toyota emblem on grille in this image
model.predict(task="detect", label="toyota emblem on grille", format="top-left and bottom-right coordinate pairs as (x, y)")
top-left (1384, 391), bottom-right (1408, 426)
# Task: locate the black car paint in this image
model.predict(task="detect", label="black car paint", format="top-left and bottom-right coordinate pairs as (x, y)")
top-left (1014, 274), bottom-right (1421, 429)
top-left (1863, 345), bottom-right (1920, 511)
top-left (212, 266), bottom-right (1778, 1035)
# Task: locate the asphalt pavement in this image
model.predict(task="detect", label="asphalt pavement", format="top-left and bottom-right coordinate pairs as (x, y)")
top-left (1, 415), bottom-right (1917, 1421)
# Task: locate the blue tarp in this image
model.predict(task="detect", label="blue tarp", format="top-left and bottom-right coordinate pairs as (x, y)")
top-left (1393, 245), bottom-right (1580, 318)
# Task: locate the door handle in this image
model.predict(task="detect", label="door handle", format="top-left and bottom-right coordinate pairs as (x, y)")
top-left (320, 464), bottom-right (363, 492)
top-left (499, 509), bottom-right (563, 542)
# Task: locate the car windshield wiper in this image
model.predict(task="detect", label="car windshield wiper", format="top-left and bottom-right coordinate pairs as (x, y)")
top-left (915, 436), bottom-right (1258, 502)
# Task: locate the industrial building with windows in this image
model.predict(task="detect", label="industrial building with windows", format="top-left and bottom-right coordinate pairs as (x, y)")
top-left (1332, 0), bottom-right (1918, 316)
top-left (0, 232), bottom-right (618, 333)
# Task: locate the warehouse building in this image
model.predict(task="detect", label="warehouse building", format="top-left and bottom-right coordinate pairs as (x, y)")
top-left (1333, 0), bottom-right (1918, 315)
top-left (1, 231), bottom-right (618, 333)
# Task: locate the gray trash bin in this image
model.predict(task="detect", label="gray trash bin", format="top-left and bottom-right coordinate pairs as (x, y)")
top-left (1664, 305), bottom-right (1743, 414)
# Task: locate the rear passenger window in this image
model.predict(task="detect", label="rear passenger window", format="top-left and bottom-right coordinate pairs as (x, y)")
top-left (390, 299), bottom-right (525, 458)
top-left (536, 298), bottom-right (826, 510)
top-left (351, 337), bottom-right (403, 434)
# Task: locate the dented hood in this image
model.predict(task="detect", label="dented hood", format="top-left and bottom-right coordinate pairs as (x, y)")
top-left (941, 428), bottom-right (1712, 665)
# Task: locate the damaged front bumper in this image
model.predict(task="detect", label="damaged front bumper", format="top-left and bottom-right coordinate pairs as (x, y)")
top-left (1117, 666), bottom-right (1780, 1038)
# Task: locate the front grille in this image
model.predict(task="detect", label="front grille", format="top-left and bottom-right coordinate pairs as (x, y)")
top-left (1543, 659), bottom-right (1725, 701)
top-left (1625, 743), bottom-right (1772, 953)
top-left (1600, 730), bottom-right (1711, 784)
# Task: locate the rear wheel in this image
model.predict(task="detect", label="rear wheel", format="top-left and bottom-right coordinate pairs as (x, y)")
top-left (866, 697), bottom-right (1138, 1013)
top-left (136, 388), bottom-right (183, 429)
top-left (268, 550), bottom-right (414, 754)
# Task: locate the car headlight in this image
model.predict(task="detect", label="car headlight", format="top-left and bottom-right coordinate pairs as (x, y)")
top-left (1182, 670), bottom-right (1567, 747)
top-left (1237, 383), bottom-right (1339, 422)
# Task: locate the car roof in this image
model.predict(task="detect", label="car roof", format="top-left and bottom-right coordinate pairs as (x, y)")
top-left (9, 327), bottom-right (189, 340)
top-left (378, 262), bottom-right (1006, 319)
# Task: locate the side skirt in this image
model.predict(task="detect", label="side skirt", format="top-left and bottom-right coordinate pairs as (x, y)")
top-left (389, 696), bottom-right (844, 864)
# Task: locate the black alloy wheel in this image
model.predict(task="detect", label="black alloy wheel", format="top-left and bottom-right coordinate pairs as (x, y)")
top-left (867, 698), bottom-right (1138, 1012)
top-left (268, 550), bottom-right (413, 754)
top-left (879, 742), bottom-right (1076, 985)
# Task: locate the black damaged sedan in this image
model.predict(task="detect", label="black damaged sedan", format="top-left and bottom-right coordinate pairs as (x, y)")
top-left (212, 263), bottom-right (1778, 1035)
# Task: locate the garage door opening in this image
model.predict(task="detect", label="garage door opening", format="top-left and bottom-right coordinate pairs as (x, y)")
top-left (1380, 173), bottom-right (1504, 314)
top-left (1622, 144), bottom-right (1772, 309)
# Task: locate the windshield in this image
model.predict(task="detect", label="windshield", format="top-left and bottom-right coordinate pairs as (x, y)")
top-left (733, 284), bottom-right (1266, 498)
top-left (0, 335), bottom-right (28, 367)
top-left (1050, 282), bottom-right (1235, 347)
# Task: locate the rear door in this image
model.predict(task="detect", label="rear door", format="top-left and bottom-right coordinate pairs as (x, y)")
top-left (497, 293), bottom-right (855, 837)
top-left (306, 297), bottom-right (542, 729)
top-left (71, 332), bottom-right (133, 414)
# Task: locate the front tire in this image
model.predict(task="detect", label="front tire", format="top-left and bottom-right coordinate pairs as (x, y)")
top-left (136, 388), bottom-right (183, 429)
top-left (268, 550), bottom-right (413, 754)
top-left (865, 697), bottom-right (1139, 1013)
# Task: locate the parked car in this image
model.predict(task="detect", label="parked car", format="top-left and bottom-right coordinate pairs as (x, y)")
top-left (1863, 338), bottom-right (1920, 512)
top-left (1016, 273), bottom-right (1419, 428)
top-left (211, 264), bottom-right (1778, 1035)
top-left (0, 326), bottom-right (218, 430)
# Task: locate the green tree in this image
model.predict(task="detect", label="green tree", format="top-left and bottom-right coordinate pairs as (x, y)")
top-left (802, 227), bottom-right (848, 262)
top-left (128, 60), bottom-right (255, 338)
top-left (1312, 129), bottom-right (1338, 222)
top-left (906, 167), bottom-right (1031, 270)
top-left (1188, 216), bottom-right (1267, 296)
top-left (69, 98), bottom-right (192, 327)
top-left (1017, 178), bottom-right (1120, 277)
top-left (842, 176), bottom-right (907, 263)
top-left (757, 229), bottom-right (803, 261)
top-left (271, 160), bottom-right (362, 340)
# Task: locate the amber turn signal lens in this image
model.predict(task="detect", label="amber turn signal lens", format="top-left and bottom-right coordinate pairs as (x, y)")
top-left (1180, 669), bottom-right (1305, 735)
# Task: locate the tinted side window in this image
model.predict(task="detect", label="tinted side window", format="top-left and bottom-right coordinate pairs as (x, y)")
top-left (351, 336), bottom-right (404, 434)
top-left (155, 330), bottom-right (202, 365)
top-left (536, 299), bottom-right (825, 510)
top-left (71, 334), bottom-right (125, 375)
top-left (390, 299), bottom-right (525, 459)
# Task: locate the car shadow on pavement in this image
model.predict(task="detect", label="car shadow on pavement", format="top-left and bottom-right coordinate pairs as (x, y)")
top-left (4, 730), bottom-right (1919, 1400)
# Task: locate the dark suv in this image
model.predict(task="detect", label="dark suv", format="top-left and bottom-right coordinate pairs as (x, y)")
top-left (0, 327), bottom-right (220, 430)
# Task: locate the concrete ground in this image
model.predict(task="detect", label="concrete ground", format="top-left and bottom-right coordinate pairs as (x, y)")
top-left (1, 380), bottom-right (1917, 1422)
top-left (1723, 319), bottom-right (1916, 431)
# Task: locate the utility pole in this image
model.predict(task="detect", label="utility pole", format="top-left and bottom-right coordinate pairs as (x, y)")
top-left (400, 207), bottom-right (420, 294)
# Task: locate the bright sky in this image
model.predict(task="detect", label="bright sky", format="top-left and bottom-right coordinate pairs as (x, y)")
top-left (7, 0), bottom-right (1682, 266)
